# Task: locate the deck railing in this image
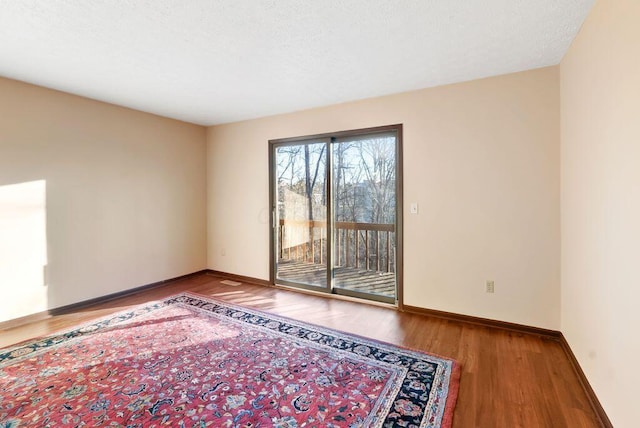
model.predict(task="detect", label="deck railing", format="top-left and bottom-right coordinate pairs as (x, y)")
top-left (278, 219), bottom-right (396, 273)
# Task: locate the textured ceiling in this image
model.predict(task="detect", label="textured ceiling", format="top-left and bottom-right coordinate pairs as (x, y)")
top-left (0, 0), bottom-right (594, 125)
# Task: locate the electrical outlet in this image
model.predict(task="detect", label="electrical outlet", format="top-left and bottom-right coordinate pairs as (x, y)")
top-left (486, 280), bottom-right (495, 293)
top-left (221, 248), bottom-right (227, 256)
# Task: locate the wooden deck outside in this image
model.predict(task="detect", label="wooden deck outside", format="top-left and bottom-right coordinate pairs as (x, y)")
top-left (277, 259), bottom-right (396, 298)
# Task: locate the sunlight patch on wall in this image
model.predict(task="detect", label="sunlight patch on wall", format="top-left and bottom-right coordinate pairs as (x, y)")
top-left (0, 180), bottom-right (48, 322)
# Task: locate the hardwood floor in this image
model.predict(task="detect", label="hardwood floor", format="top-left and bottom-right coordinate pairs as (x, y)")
top-left (0, 273), bottom-right (602, 427)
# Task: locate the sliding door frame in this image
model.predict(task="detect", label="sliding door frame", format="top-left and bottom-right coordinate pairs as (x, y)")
top-left (269, 124), bottom-right (403, 308)
top-left (268, 136), bottom-right (333, 294)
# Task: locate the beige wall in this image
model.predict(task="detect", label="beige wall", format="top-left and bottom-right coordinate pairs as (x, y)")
top-left (207, 66), bottom-right (561, 329)
top-left (0, 77), bottom-right (207, 319)
top-left (560, 0), bottom-right (640, 426)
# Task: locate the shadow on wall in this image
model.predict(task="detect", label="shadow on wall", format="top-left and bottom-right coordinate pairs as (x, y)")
top-left (0, 179), bottom-right (48, 322)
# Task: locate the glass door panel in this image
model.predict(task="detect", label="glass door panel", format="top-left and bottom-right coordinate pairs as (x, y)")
top-left (274, 141), bottom-right (328, 289)
top-left (332, 132), bottom-right (397, 303)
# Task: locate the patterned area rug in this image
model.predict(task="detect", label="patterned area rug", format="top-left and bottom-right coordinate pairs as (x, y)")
top-left (0, 293), bottom-right (460, 427)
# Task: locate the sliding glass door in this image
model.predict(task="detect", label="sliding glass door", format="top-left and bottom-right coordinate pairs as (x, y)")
top-left (270, 125), bottom-right (402, 304)
top-left (272, 140), bottom-right (329, 290)
top-left (331, 132), bottom-right (397, 301)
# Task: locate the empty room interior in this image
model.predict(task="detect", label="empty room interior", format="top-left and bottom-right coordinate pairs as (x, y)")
top-left (0, 1), bottom-right (638, 427)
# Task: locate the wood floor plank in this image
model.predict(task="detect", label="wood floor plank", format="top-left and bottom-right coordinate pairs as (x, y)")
top-left (0, 273), bottom-right (603, 427)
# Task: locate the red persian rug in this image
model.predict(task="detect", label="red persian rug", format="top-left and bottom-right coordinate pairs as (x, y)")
top-left (0, 293), bottom-right (460, 427)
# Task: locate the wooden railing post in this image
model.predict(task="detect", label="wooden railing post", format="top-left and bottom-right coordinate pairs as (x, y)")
top-left (386, 232), bottom-right (391, 273)
top-left (355, 230), bottom-right (360, 269)
top-left (365, 230), bottom-right (370, 270)
top-left (345, 230), bottom-right (350, 267)
top-left (375, 231), bottom-right (380, 272)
